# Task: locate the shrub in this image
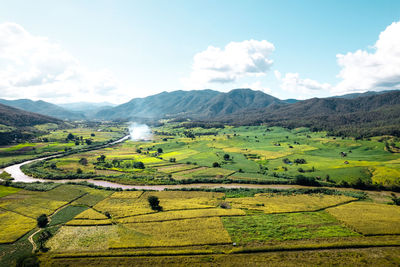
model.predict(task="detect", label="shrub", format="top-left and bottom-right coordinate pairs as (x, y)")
top-left (212, 162), bottom-right (220, 168)
top-left (157, 148), bottom-right (163, 153)
top-left (391, 193), bottom-right (400, 206)
top-left (294, 175), bottom-right (319, 186)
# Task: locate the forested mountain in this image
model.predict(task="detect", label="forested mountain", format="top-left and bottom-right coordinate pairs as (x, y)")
top-left (0, 103), bottom-right (64, 145)
top-left (0, 99), bottom-right (85, 120)
top-left (95, 89), bottom-right (282, 120)
top-left (0, 103), bottom-right (62, 127)
top-left (220, 91), bottom-right (400, 137)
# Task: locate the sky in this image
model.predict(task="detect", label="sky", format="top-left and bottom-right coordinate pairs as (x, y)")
top-left (0, 0), bottom-right (400, 104)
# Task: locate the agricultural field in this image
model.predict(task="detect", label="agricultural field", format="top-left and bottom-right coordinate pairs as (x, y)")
top-left (1, 182), bottom-right (400, 266)
top-left (0, 122), bottom-right (126, 168)
top-left (2, 123), bottom-right (400, 265)
top-left (20, 124), bottom-right (400, 191)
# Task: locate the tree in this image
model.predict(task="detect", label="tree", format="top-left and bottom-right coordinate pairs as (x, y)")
top-left (76, 168), bottom-right (83, 174)
top-left (169, 157), bottom-right (176, 162)
top-left (97, 155), bottom-right (106, 162)
top-left (133, 161), bottom-right (145, 169)
top-left (85, 139), bottom-right (92, 145)
top-left (37, 214), bottom-right (48, 228)
top-left (148, 196), bottom-right (162, 211)
top-left (157, 148), bottom-right (163, 153)
top-left (91, 133), bottom-right (95, 137)
top-left (79, 158), bottom-right (88, 166)
top-left (212, 162), bottom-right (220, 168)
top-left (66, 133), bottom-right (75, 140)
top-left (223, 154), bottom-right (230, 161)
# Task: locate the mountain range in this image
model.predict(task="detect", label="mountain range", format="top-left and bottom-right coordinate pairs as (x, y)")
top-left (1, 88), bottom-right (400, 137)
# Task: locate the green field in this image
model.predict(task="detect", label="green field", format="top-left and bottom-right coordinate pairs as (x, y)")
top-left (20, 124), bottom-right (400, 190)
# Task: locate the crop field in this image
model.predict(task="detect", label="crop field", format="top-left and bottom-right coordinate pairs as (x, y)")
top-left (226, 194), bottom-right (356, 214)
top-left (1, 183), bottom-right (400, 266)
top-left (22, 124), bottom-right (400, 189)
top-left (222, 211), bottom-right (359, 244)
top-left (0, 184), bottom-right (20, 197)
top-left (0, 210), bottom-right (36, 243)
top-left (2, 123), bottom-right (400, 265)
top-left (326, 202), bottom-right (400, 235)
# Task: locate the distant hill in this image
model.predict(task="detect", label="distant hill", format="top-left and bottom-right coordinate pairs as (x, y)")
top-left (0, 99), bottom-right (85, 120)
top-left (0, 103), bottom-right (62, 127)
top-left (58, 102), bottom-right (116, 112)
top-left (333, 90), bottom-right (400, 99)
top-left (0, 103), bottom-right (64, 144)
top-left (221, 91), bottom-right (400, 137)
top-left (95, 89), bottom-right (283, 120)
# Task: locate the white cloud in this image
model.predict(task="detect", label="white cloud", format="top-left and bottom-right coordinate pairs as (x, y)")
top-left (240, 81), bottom-right (271, 94)
top-left (333, 21), bottom-right (400, 94)
top-left (277, 72), bottom-right (331, 96)
top-left (182, 39), bottom-right (275, 89)
top-left (0, 22), bottom-right (122, 103)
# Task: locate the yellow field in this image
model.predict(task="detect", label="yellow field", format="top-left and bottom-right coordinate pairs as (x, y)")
top-left (47, 226), bottom-right (117, 252)
top-left (115, 208), bottom-right (245, 223)
top-left (49, 217), bottom-right (231, 251)
top-left (109, 191), bottom-right (143, 199)
top-left (0, 210), bottom-right (36, 243)
top-left (66, 219), bottom-right (112, 226)
top-left (371, 166), bottom-right (400, 186)
top-left (0, 191), bottom-right (67, 218)
top-left (227, 194), bottom-right (356, 213)
top-left (74, 209), bottom-right (109, 220)
top-left (326, 202), bottom-right (400, 235)
top-left (110, 217), bottom-right (232, 248)
top-left (93, 191), bottom-right (224, 218)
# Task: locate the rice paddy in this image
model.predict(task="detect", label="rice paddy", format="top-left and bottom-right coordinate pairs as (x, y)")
top-left (2, 123), bottom-right (400, 265)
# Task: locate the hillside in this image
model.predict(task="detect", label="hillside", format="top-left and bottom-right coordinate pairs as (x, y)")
top-left (0, 103), bottom-right (63, 127)
top-left (0, 103), bottom-right (64, 145)
top-left (222, 91), bottom-right (400, 137)
top-left (0, 99), bottom-right (85, 120)
top-left (95, 89), bottom-right (282, 120)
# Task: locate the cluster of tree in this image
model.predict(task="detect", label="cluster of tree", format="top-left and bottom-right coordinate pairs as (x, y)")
top-left (66, 133), bottom-right (93, 145)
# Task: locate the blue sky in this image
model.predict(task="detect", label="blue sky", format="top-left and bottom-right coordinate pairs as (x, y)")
top-left (0, 0), bottom-right (400, 103)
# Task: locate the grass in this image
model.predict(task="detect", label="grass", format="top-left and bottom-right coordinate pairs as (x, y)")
top-left (0, 210), bottom-right (36, 243)
top-left (222, 211), bottom-right (359, 244)
top-left (226, 194), bottom-right (356, 214)
top-left (326, 201), bottom-right (400, 235)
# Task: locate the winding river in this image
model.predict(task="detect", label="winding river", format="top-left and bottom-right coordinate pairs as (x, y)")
top-left (0, 135), bottom-right (341, 191)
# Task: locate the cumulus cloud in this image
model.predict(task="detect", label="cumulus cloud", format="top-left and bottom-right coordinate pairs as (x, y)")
top-left (276, 71), bottom-right (331, 95)
top-left (182, 39), bottom-right (275, 88)
top-left (333, 21), bottom-right (400, 94)
top-left (0, 22), bottom-right (121, 103)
